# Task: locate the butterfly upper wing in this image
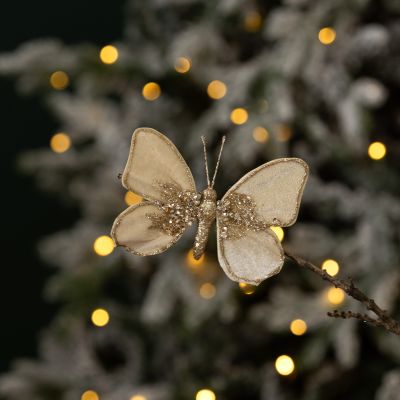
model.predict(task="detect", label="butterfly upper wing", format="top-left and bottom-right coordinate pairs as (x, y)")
top-left (121, 127), bottom-right (196, 201)
top-left (111, 128), bottom-right (198, 256)
top-left (217, 158), bottom-right (309, 285)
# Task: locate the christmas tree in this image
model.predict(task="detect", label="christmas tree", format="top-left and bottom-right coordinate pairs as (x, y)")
top-left (1, 0), bottom-right (400, 399)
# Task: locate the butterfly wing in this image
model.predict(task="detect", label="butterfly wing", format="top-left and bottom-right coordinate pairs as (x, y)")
top-left (217, 158), bottom-right (309, 285)
top-left (111, 128), bottom-right (197, 255)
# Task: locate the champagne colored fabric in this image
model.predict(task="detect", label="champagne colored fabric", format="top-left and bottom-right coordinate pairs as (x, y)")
top-left (111, 202), bottom-right (180, 256)
top-left (223, 158), bottom-right (309, 227)
top-left (122, 128), bottom-right (196, 201)
top-left (217, 219), bottom-right (284, 285)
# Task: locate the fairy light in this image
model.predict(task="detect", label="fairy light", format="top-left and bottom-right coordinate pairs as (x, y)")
top-left (230, 108), bottom-right (248, 125)
top-left (93, 235), bottom-right (115, 256)
top-left (275, 125), bottom-right (292, 142)
top-left (207, 80), bottom-right (227, 100)
top-left (275, 355), bottom-right (295, 376)
top-left (321, 259), bottom-right (339, 277)
top-left (239, 282), bottom-right (256, 295)
top-left (368, 141), bottom-right (386, 160)
top-left (175, 57), bottom-right (191, 73)
top-left (130, 396), bottom-right (146, 400)
top-left (91, 308), bottom-right (110, 327)
top-left (50, 132), bottom-right (71, 153)
top-left (99, 45), bottom-right (119, 64)
top-left (50, 70), bottom-right (69, 90)
top-left (186, 249), bottom-right (205, 267)
top-left (125, 191), bottom-right (143, 206)
top-left (196, 389), bottom-right (216, 400)
top-left (318, 27), bottom-right (336, 45)
top-left (326, 287), bottom-right (345, 305)
top-left (290, 319), bottom-right (307, 336)
top-left (270, 226), bottom-right (284, 242)
top-left (244, 11), bottom-right (262, 32)
top-left (199, 283), bottom-right (216, 299)
top-left (252, 126), bottom-right (269, 143)
top-left (81, 390), bottom-right (100, 400)
top-left (142, 82), bottom-right (161, 101)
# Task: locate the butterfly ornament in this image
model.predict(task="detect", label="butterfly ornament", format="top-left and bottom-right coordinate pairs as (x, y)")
top-left (111, 128), bottom-right (309, 285)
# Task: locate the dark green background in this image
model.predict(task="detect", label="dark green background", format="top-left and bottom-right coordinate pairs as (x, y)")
top-left (0, 0), bottom-right (125, 372)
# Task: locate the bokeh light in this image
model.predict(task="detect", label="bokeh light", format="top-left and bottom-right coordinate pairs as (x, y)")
top-left (239, 282), bottom-right (256, 295)
top-left (196, 389), bottom-right (216, 400)
top-left (175, 57), bottom-right (191, 73)
top-left (326, 287), bottom-right (345, 305)
top-left (321, 259), bottom-right (340, 276)
top-left (230, 108), bottom-right (248, 125)
top-left (199, 283), bottom-right (216, 299)
top-left (252, 126), bottom-right (269, 143)
top-left (130, 396), bottom-right (146, 400)
top-left (318, 27), bottom-right (336, 45)
top-left (270, 226), bottom-right (284, 242)
top-left (244, 11), bottom-right (262, 32)
top-left (275, 125), bottom-right (292, 142)
top-left (50, 132), bottom-right (71, 153)
top-left (142, 82), bottom-right (161, 101)
top-left (125, 191), bottom-right (143, 206)
top-left (207, 80), bottom-right (227, 100)
top-left (368, 141), bottom-right (386, 160)
top-left (50, 70), bottom-right (69, 90)
top-left (290, 319), bottom-right (307, 336)
top-left (81, 390), bottom-right (99, 400)
top-left (91, 308), bottom-right (110, 327)
top-left (99, 45), bottom-right (119, 64)
top-left (275, 355), bottom-right (295, 376)
top-left (186, 249), bottom-right (205, 267)
top-left (93, 235), bottom-right (114, 256)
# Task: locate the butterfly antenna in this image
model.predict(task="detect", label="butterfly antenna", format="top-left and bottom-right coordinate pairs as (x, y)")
top-left (211, 135), bottom-right (226, 188)
top-left (201, 136), bottom-right (211, 187)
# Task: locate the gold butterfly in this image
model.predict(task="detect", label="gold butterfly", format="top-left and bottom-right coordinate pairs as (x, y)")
top-left (111, 128), bottom-right (309, 285)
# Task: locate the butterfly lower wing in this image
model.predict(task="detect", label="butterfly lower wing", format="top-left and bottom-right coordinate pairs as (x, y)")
top-left (122, 127), bottom-right (196, 201)
top-left (111, 202), bottom-right (185, 256)
top-left (222, 158), bottom-right (309, 227)
top-left (216, 217), bottom-right (284, 285)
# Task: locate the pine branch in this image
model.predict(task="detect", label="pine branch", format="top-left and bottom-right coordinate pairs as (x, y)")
top-left (284, 251), bottom-right (400, 335)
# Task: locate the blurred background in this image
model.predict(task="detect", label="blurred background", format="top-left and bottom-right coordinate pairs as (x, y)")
top-left (1, 0), bottom-right (400, 399)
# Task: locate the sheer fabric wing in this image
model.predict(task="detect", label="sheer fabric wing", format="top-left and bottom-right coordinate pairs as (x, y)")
top-left (216, 219), bottom-right (284, 285)
top-left (222, 158), bottom-right (309, 227)
top-left (122, 127), bottom-right (196, 201)
top-left (111, 202), bottom-right (181, 256)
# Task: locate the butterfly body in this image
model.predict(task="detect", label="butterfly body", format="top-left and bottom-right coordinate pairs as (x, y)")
top-left (111, 128), bottom-right (309, 286)
top-left (193, 187), bottom-right (217, 259)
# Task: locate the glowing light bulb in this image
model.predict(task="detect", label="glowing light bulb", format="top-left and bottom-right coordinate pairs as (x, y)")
top-left (321, 259), bottom-right (339, 277)
top-left (244, 11), bottom-right (262, 32)
top-left (93, 235), bottom-right (114, 256)
top-left (142, 82), bottom-right (161, 101)
top-left (175, 57), bottom-right (191, 73)
top-left (326, 287), bottom-right (345, 305)
top-left (125, 191), bottom-right (143, 206)
top-left (239, 282), bottom-right (256, 295)
top-left (270, 226), bottom-right (284, 242)
top-left (290, 319), bottom-right (307, 336)
top-left (81, 390), bottom-right (99, 400)
top-left (318, 27), bottom-right (336, 45)
top-left (275, 355), bottom-right (295, 376)
top-left (50, 70), bottom-right (69, 90)
top-left (91, 308), bottom-right (110, 327)
top-left (207, 80), bottom-right (227, 100)
top-left (186, 249), bottom-right (205, 267)
top-left (50, 132), bottom-right (71, 153)
top-left (252, 126), bottom-right (269, 143)
top-left (230, 108), bottom-right (248, 125)
top-left (196, 389), bottom-right (216, 400)
top-left (368, 142), bottom-right (386, 160)
top-left (99, 45), bottom-right (119, 64)
top-left (199, 283), bottom-right (216, 299)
